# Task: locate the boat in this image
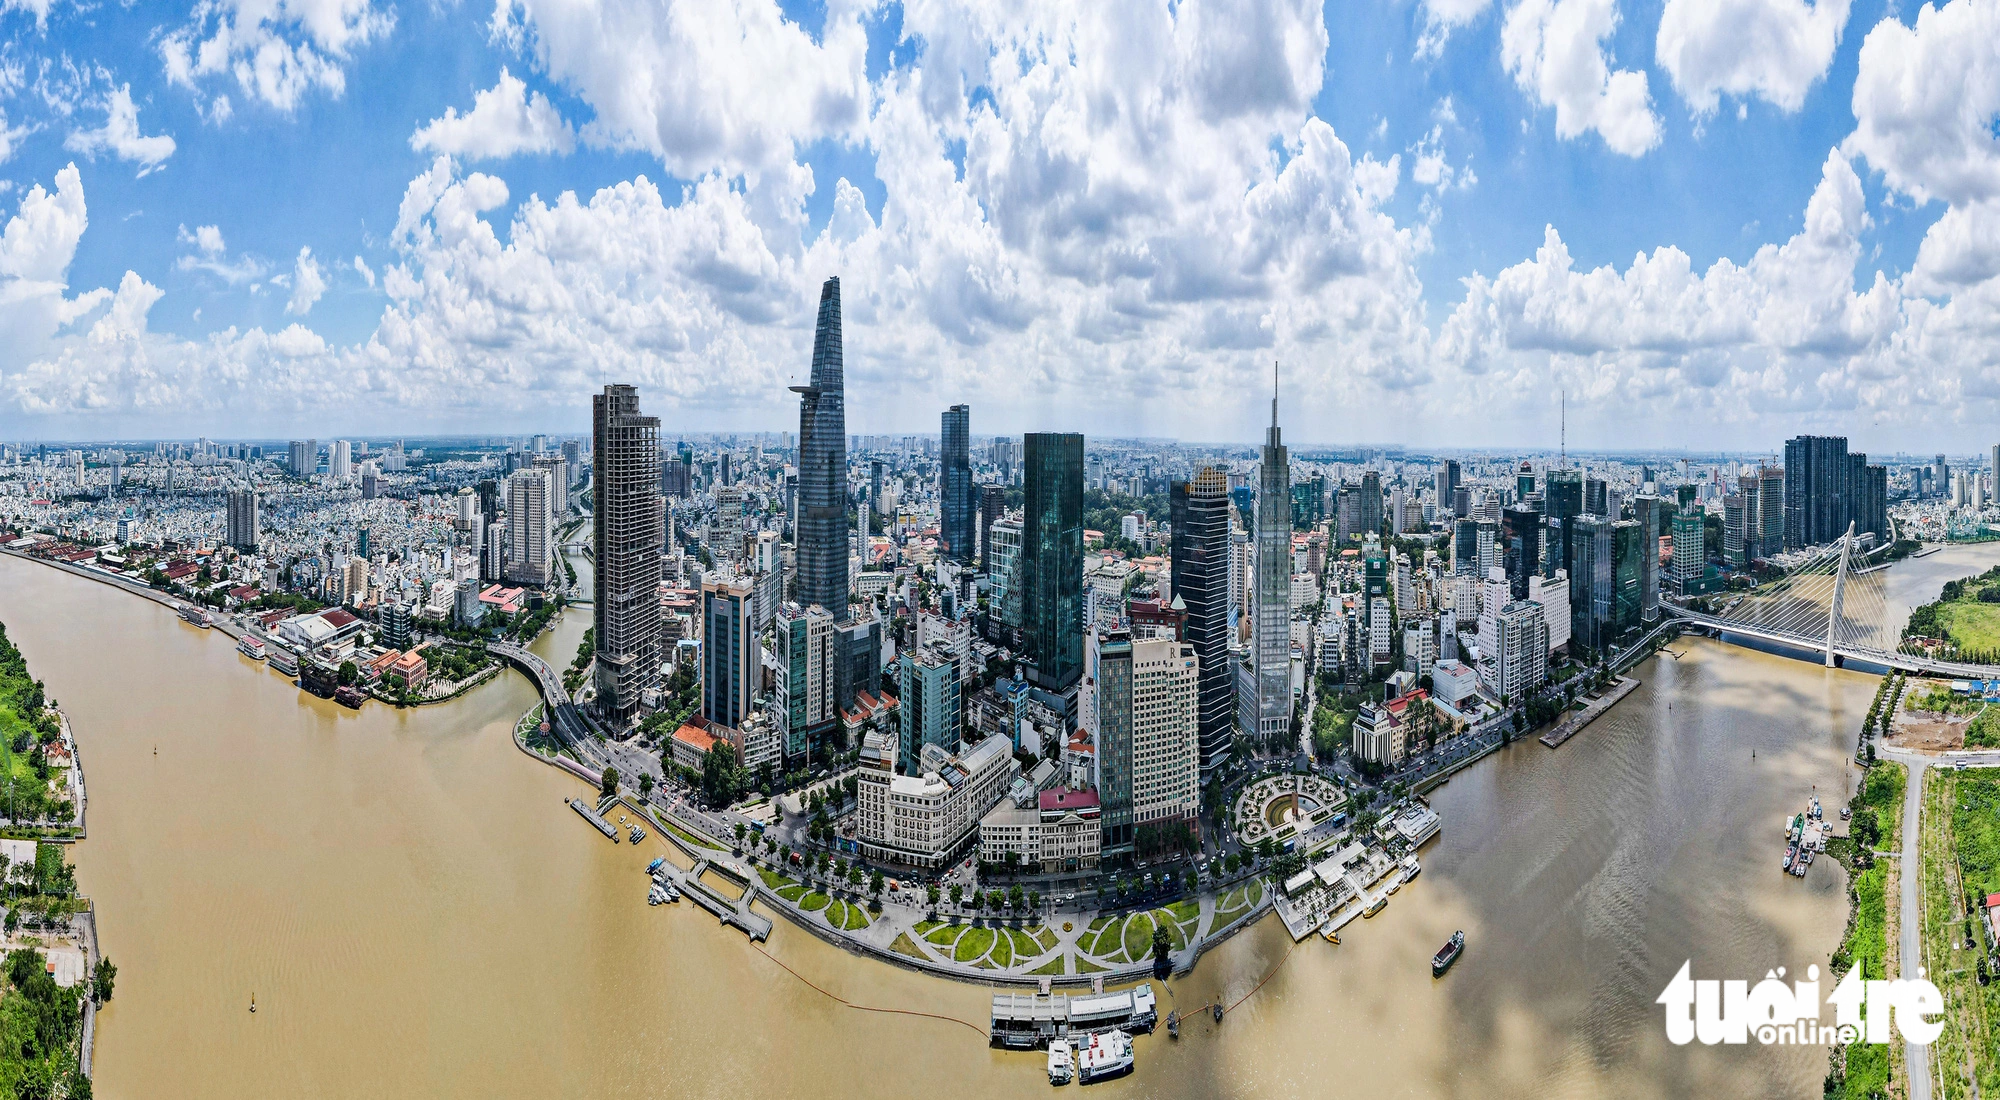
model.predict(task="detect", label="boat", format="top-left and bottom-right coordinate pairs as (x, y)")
top-left (333, 685), bottom-right (366, 709)
top-left (646, 857), bottom-right (666, 875)
top-left (1076, 1030), bottom-right (1133, 1084)
top-left (1386, 877), bottom-right (1402, 896)
top-left (647, 882), bottom-right (670, 906)
top-left (1433, 930), bottom-right (1466, 977)
top-left (629, 825), bottom-right (646, 844)
top-left (179, 605), bottom-right (210, 627)
top-left (1400, 854), bottom-right (1421, 881)
top-left (238, 635), bottom-right (267, 660)
top-left (1321, 930), bottom-right (1341, 944)
top-left (1783, 842), bottom-right (1800, 873)
top-left (267, 645), bottom-right (299, 676)
top-left (1363, 896), bottom-right (1387, 918)
top-left (1840, 806), bottom-right (1853, 820)
top-left (1046, 1038), bottom-right (1074, 1085)
top-left (1808, 795), bottom-right (1823, 820)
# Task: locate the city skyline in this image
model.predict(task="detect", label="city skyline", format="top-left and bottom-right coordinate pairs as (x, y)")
top-left (0, 3), bottom-right (1996, 447)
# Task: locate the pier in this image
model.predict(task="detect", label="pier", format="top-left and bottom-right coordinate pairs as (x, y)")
top-left (568, 798), bottom-right (619, 840)
top-left (1541, 676), bottom-right (1639, 748)
top-left (636, 800), bottom-right (772, 942)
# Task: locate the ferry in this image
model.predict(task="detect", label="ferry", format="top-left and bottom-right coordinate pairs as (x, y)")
top-left (1046, 1038), bottom-right (1074, 1086)
top-left (266, 645), bottom-right (299, 676)
top-left (1432, 930), bottom-right (1465, 977)
top-left (1076, 1030), bottom-right (1133, 1084)
top-left (179, 605), bottom-right (210, 628)
top-left (333, 685), bottom-right (366, 709)
top-left (237, 635), bottom-right (267, 661)
top-left (1400, 854), bottom-right (1422, 881)
top-left (1362, 896), bottom-right (1387, 918)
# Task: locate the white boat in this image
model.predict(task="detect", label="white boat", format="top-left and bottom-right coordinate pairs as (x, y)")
top-left (1046, 1039), bottom-right (1074, 1086)
top-left (267, 645), bottom-right (299, 676)
top-left (1400, 854), bottom-right (1422, 881)
top-left (1076, 1030), bottom-right (1133, 1084)
top-left (237, 635), bottom-right (266, 660)
top-left (179, 605), bottom-right (210, 628)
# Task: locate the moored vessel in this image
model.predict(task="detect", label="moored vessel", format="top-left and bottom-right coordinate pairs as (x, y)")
top-left (238, 635), bottom-right (266, 660)
top-left (1432, 930), bottom-right (1465, 977)
top-left (1046, 1038), bottom-right (1073, 1085)
top-left (1075, 1030), bottom-right (1133, 1084)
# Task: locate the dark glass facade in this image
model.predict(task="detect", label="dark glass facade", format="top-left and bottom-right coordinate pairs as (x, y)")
top-left (1021, 432), bottom-right (1084, 695)
top-left (592, 384), bottom-right (664, 725)
top-left (1171, 466), bottom-right (1234, 784)
top-left (940, 404), bottom-right (974, 562)
top-left (792, 277), bottom-right (850, 622)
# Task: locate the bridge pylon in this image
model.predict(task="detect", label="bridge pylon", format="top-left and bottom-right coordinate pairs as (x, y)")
top-left (1825, 522), bottom-right (1855, 668)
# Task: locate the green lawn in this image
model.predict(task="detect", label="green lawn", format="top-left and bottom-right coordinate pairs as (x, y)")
top-left (1939, 770), bottom-right (2000, 1098)
top-left (1029, 954), bottom-right (1068, 976)
top-left (1831, 861), bottom-right (1889, 1100)
top-left (924, 924), bottom-right (960, 946)
top-left (1075, 957), bottom-right (1106, 974)
top-left (889, 932), bottom-right (926, 960)
top-left (989, 933), bottom-right (1012, 968)
top-left (1007, 927), bottom-right (1043, 960)
top-left (822, 898), bottom-right (871, 931)
top-left (1164, 899), bottom-right (1201, 925)
top-left (953, 926), bottom-right (995, 964)
top-left (1121, 913), bottom-right (1155, 961)
top-left (1855, 762), bottom-right (1907, 849)
top-left (799, 891), bottom-right (831, 912)
top-left (775, 884), bottom-right (806, 903)
top-left (758, 868), bottom-right (795, 890)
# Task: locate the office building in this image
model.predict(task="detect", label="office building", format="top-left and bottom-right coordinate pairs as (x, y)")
top-left (1131, 637), bottom-right (1199, 837)
top-left (986, 515), bottom-right (1024, 638)
top-left (593, 384), bottom-right (665, 725)
top-left (774, 602), bottom-right (837, 770)
top-left (793, 277), bottom-right (851, 621)
top-left (1671, 510), bottom-right (1705, 595)
top-left (702, 575), bottom-right (757, 731)
top-left (226, 487), bottom-right (258, 551)
top-left (898, 642), bottom-right (962, 766)
top-left (1239, 396), bottom-right (1292, 747)
top-left (1502, 503), bottom-right (1540, 600)
top-left (1021, 433), bottom-right (1085, 707)
top-left (1494, 600), bottom-right (1549, 701)
top-left (1784, 435), bottom-right (1888, 548)
top-left (940, 404), bottom-right (974, 562)
top-left (1170, 466), bottom-right (1233, 783)
top-left (1095, 632), bottom-right (1134, 860)
top-left (1634, 493), bottom-right (1660, 623)
top-left (1568, 515), bottom-right (1613, 654)
top-left (979, 484), bottom-right (1006, 573)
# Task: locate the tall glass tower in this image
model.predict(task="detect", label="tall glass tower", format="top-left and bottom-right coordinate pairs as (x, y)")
top-left (1240, 384), bottom-right (1292, 749)
top-left (940, 404), bottom-right (974, 563)
top-left (792, 277), bottom-right (850, 622)
top-left (592, 383), bottom-right (664, 725)
top-left (1021, 432), bottom-right (1084, 699)
top-left (1172, 465), bottom-right (1233, 784)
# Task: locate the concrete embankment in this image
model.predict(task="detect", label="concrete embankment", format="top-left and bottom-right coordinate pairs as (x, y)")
top-left (1541, 676), bottom-right (1640, 748)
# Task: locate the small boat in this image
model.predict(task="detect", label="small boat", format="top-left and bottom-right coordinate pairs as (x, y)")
top-left (1165, 1010), bottom-right (1180, 1039)
top-left (249, 992), bottom-right (256, 1014)
top-left (1400, 854), bottom-right (1421, 881)
top-left (1076, 1030), bottom-right (1133, 1084)
top-left (1046, 1038), bottom-right (1074, 1085)
top-left (1212, 1003), bottom-right (1223, 1024)
top-left (1433, 930), bottom-right (1465, 977)
top-left (1840, 807), bottom-right (1853, 820)
top-left (629, 825), bottom-right (645, 844)
top-left (1321, 929), bottom-right (1340, 944)
top-left (646, 857), bottom-right (666, 874)
top-left (1363, 896), bottom-right (1387, 918)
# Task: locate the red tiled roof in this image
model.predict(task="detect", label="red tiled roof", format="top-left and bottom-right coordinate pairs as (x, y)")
top-left (320, 608), bottom-right (359, 628)
top-left (672, 722), bottom-right (717, 753)
top-left (1040, 787), bottom-right (1099, 813)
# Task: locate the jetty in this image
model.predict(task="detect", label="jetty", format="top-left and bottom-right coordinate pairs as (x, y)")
top-left (568, 798), bottom-right (619, 840)
top-left (637, 801), bottom-right (772, 942)
top-left (1541, 676), bottom-right (1639, 748)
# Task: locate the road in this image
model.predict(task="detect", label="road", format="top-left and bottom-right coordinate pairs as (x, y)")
top-left (1881, 747), bottom-right (1932, 1100)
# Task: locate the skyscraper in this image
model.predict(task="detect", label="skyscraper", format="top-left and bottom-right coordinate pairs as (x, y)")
top-left (1021, 432), bottom-right (1085, 709)
top-left (702, 575), bottom-right (757, 731)
top-left (1095, 632), bottom-right (1134, 860)
top-left (979, 484), bottom-right (1006, 574)
top-left (1783, 436), bottom-right (1887, 548)
top-left (940, 404), bottom-right (974, 563)
top-left (330, 439), bottom-right (352, 481)
top-left (504, 468), bottom-right (552, 586)
top-left (1171, 466), bottom-right (1233, 784)
top-left (774, 602), bottom-right (836, 770)
top-left (226, 487), bottom-right (259, 551)
top-left (793, 277), bottom-right (850, 621)
top-left (593, 384), bottom-right (664, 726)
top-left (1239, 391), bottom-right (1291, 747)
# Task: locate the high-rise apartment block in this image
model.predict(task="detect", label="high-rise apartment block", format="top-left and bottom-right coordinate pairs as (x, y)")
top-left (504, 468), bottom-right (552, 586)
top-left (226, 487), bottom-right (259, 551)
top-left (940, 404), bottom-right (974, 562)
top-left (592, 384), bottom-right (664, 725)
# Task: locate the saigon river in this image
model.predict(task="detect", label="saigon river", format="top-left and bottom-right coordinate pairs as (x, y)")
top-left (4, 545), bottom-right (1979, 1098)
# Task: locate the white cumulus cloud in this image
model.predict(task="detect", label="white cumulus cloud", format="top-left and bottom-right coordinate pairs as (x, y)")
top-left (286, 246), bottom-right (325, 315)
top-left (410, 68), bottom-right (575, 160)
top-left (160, 0), bottom-right (396, 112)
top-left (1501, 0), bottom-right (1661, 156)
top-left (1657, 0), bottom-right (1850, 114)
top-left (63, 86), bottom-right (176, 176)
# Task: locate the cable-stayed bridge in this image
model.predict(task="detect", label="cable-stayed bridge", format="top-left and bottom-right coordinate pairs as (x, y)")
top-left (1664, 524), bottom-right (2000, 678)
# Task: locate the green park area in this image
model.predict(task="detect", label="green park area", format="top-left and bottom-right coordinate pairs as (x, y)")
top-left (1906, 567), bottom-right (2000, 662)
top-left (1919, 769), bottom-right (2000, 1100)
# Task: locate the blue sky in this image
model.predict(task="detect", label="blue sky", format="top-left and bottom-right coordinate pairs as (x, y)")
top-left (0, 0), bottom-right (1996, 452)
